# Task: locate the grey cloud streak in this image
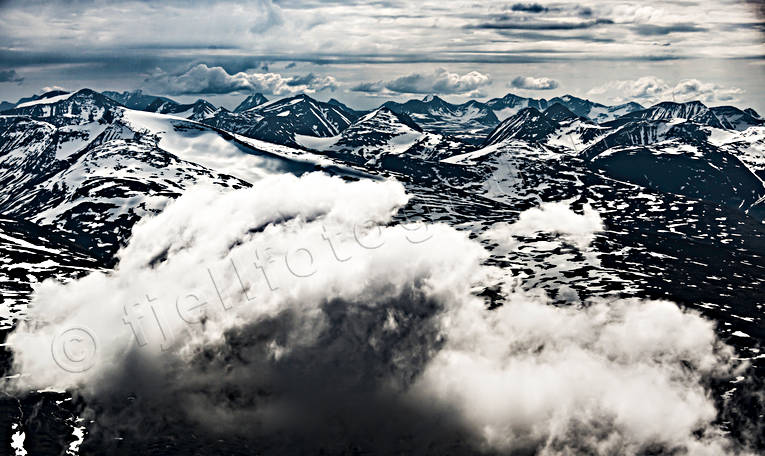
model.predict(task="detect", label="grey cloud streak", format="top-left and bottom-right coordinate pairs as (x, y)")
top-left (471, 18), bottom-right (614, 30)
top-left (633, 23), bottom-right (709, 36)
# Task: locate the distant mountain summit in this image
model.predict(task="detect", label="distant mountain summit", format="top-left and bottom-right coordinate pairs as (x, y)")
top-left (207, 94), bottom-right (358, 146)
top-left (617, 100), bottom-right (720, 125)
top-left (484, 107), bottom-right (560, 145)
top-left (382, 94), bottom-right (499, 144)
top-left (145, 98), bottom-right (218, 121)
top-left (234, 93), bottom-right (268, 113)
top-left (326, 107), bottom-right (424, 150)
top-left (486, 93), bottom-right (549, 120)
top-left (744, 107), bottom-right (760, 118)
top-left (102, 90), bottom-right (176, 110)
top-left (543, 103), bottom-right (581, 123)
top-left (486, 93), bottom-right (644, 123)
top-left (5, 89), bottom-right (120, 126)
top-left (295, 106), bottom-right (469, 163)
top-left (15, 90), bottom-right (72, 107)
top-left (327, 98), bottom-right (366, 118)
top-left (710, 106), bottom-right (763, 130)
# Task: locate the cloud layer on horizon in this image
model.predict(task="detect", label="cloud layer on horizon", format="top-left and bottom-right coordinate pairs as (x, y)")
top-left (588, 76), bottom-right (746, 105)
top-left (0, 0), bottom-right (762, 110)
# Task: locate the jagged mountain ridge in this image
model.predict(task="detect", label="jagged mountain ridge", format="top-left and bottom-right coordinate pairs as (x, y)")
top-left (608, 101), bottom-right (764, 131)
top-left (486, 93), bottom-right (644, 123)
top-left (0, 87), bottom-right (762, 275)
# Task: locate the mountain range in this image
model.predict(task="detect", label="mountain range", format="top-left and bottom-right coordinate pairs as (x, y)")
top-left (0, 85), bottom-right (764, 454)
top-left (1, 87), bottom-right (763, 225)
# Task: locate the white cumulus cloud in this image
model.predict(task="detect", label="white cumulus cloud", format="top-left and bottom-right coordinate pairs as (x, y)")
top-left (510, 76), bottom-right (560, 90)
top-left (354, 68), bottom-right (491, 95)
top-left (148, 64), bottom-right (339, 95)
top-left (486, 201), bottom-right (604, 250)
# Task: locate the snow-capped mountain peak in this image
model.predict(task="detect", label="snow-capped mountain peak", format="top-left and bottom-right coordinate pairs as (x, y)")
top-left (484, 107), bottom-right (559, 145)
top-left (222, 93), bottom-right (357, 146)
top-left (234, 93), bottom-right (269, 113)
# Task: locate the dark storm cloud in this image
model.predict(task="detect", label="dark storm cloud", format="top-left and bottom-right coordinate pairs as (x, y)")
top-left (633, 22), bottom-right (708, 36)
top-left (510, 3), bottom-right (549, 13)
top-left (0, 69), bottom-right (24, 84)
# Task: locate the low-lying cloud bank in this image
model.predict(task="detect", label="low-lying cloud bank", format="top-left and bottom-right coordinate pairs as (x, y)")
top-left (148, 63), bottom-right (339, 95)
top-left (3, 173), bottom-right (752, 454)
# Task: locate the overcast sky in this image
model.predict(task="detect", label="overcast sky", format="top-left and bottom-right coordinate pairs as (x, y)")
top-left (0, 0), bottom-right (763, 111)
